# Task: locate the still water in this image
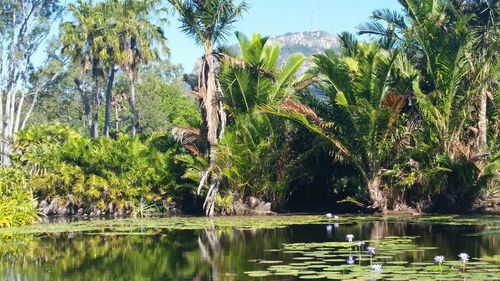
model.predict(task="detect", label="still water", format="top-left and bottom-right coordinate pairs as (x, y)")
top-left (0, 216), bottom-right (498, 281)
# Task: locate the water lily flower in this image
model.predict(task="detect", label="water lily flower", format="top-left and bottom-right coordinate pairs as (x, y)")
top-left (371, 264), bottom-right (383, 271)
top-left (458, 253), bottom-right (469, 262)
top-left (346, 256), bottom-right (355, 265)
top-left (346, 234), bottom-right (355, 242)
top-left (355, 241), bottom-right (365, 247)
top-left (434, 255), bottom-right (445, 272)
top-left (367, 246), bottom-right (376, 255)
top-left (459, 253), bottom-right (469, 273)
top-left (366, 246), bottom-right (376, 265)
top-left (325, 213), bottom-right (333, 218)
top-left (333, 215), bottom-right (339, 220)
top-left (434, 256), bottom-right (445, 264)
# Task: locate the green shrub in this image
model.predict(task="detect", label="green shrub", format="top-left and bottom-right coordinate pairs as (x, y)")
top-left (0, 168), bottom-right (39, 227)
top-left (13, 123), bottom-right (183, 213)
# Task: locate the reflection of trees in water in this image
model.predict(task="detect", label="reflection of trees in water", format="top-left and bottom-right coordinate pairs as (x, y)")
top-left (0, 231), bottom-right (211, 281)
top-left (0, 222), bottom-right (498, 281)
top-left (363, 221), bottom-right (497, 261)
top-left (198, 227), bottom-right (226, 281)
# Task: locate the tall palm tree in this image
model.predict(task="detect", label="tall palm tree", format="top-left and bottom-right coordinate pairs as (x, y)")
top-left (111, 0), bottom-right (168, 138)
top-left (169, 0), bottom-right (247, 216)
top-left (61, 0), bottom-right (110, 139)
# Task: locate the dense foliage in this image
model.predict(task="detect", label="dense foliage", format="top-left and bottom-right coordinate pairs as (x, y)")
top-left (0, 0), bottom-right (498, 226)
top-left (0, 168), bottom-right (38, 227)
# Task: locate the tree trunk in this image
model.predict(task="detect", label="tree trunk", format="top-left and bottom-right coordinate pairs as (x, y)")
top-left (115, 107), bottom-right (120, 132)
top-left (104, 67), bottom-right (116, 137)
top-left (128, 71), bottom-right (138, 138)
top-left (75, 79), bottom-right (93, 134)
top-left (368, 174), bottom-right (388, 213)
top-left (90, 76), bottom-right (100, 139)
top-left (21, 91), bottom-right (38, 130)
top-left (197, 53), bottom-right (226, 216)
top-left (13, 92), bottom-right (25, 133)
top-left (478, 89), bottom-right (488, 149)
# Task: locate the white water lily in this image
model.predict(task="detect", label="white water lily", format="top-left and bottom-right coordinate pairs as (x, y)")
top-left (434, 256), bottom-right (445, 263)
top-left (458, 253), bottom-right (469, 262)
top-left (345, 234), bottom-right (354, 242)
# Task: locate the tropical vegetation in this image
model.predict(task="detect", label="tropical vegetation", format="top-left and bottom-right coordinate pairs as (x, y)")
top-left (0, 0), bottom-right (498, 226)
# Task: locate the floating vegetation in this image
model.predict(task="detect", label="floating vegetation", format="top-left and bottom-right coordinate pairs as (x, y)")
top-left (1, 214), bottom-right (499, 236)
top-left (0, 215), bottom-right (328, 235)
top-left (245, 235), bottom-right (500, 280)
top-left (0, 215), bottom-right (498, 280)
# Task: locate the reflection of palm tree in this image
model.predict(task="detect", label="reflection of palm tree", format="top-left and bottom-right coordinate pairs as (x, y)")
top-left (198, 227), bottom-right (223, 281)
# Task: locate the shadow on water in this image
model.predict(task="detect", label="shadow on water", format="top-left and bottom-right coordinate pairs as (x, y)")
top-left (0, 220), bottom-right (498, 281)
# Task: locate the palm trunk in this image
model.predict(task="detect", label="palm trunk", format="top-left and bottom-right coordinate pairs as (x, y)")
top-left (478, 89), bottom-right (488, 148)
top-left (198, 53), bottom-right (225, 216)
top-left (90, 75), bottom-right (100, 139)
top-left (367, 174), bottom-right (388, 213)
top-left (128, 71), bottom-right (138, 138)
top-left (104, 67), bottom-right (116, 137)
top-left (75, 79), bottom-right (93, 135)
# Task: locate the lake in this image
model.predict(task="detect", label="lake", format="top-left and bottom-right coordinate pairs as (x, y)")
top-left (0, 215), bottom-right (498, 280)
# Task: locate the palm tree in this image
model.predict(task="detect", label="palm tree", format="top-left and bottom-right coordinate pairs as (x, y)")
top-left (455, 0), bottom-right (499, 150)
top-left (222, 32), bottom-right (305, 114)
top-left (61, 0), bottom-right (110, 139)
top-left (169, 0), bottom-right (247, 215)
top-left (111, 0), bottom-right (168, 138)
top-left (264, 35), bottom-right (414, 212)
top-left (218, 32), bottom-right (306, 206)
top-left (359, 0), bottom-right (499, 210)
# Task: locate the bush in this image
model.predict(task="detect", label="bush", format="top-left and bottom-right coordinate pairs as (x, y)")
top-left (13, 123), bottom-right (184, 214)
top-left (0, 168), bottom-right (39, 227)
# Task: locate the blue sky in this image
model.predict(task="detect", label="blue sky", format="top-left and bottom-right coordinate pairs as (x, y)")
top-left (167, 0), bottom-right (403, 71)
top-left (39, 0), bottom-right (403, 71)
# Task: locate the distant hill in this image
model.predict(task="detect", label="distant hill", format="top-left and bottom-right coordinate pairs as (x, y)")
top-left (190, 31), bottom-right (339, 75)
top-left (269, 31), bottom-right (340, 65)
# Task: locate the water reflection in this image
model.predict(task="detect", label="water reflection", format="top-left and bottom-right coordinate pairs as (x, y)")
top-left (0, 221), bottom-right (497, 281)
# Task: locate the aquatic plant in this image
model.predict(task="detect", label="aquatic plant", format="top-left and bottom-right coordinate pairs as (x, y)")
top-left (434, 255), bottom-right (445, 272)
top-left (346, 256), bottom-right (355, 265)
top-left (367, 246), bottom-right (376, 265)
top-left (367, 246), bottom-right (376, 255)
top-left (434, 255), bottom-right (445, 263)
top-left (355, 241), bottom-right (365, 252)
top-left (325, 213), bottom-right (333, 218)
top-left (246, 231), bottom-right (500, 281)
top-left (355, 241), bottom-right (365, 247)
top-left (458, 252), bottom-right (469, 262)
top-left (459, 252), bottom-right (469, 272)
top-left (345, 234), bottom-right (354, 242)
